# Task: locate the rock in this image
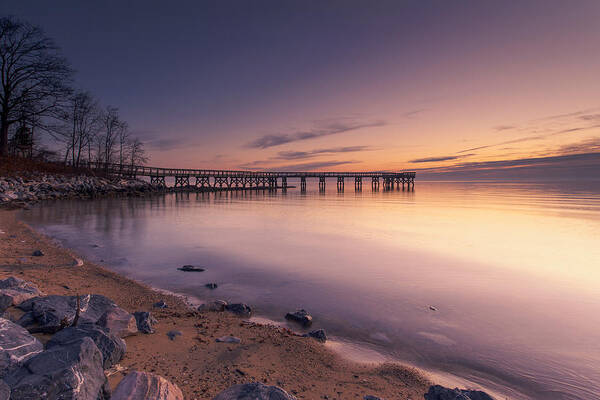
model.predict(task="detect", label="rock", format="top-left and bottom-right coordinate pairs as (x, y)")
top-left (216, 336), bottom-right (241, 344)
top-left (213, 382), bottom-right (297, 400)
top-left (285, 309), bottom-right (313, 327)
top-left (205, 283), bottom-right (218, 289)
top-left (17, 294), bottom-right (126, 334)
top-left (31, 250), bottom-right (44, 257)
top-left (5, 336), bottom-right (106, 400)
top-left (198, 300), bottom-right (227, 312)
top-left (133, 311), bottom-right (157, 334)
top-left (166, 331), bottom-right (181, 341)
top-left (111, 370), bottom-right (183, 400)
top-left (0, 277), bottom-right (42, 310)
top-left (364, 396), bottom-right (383, 400)
top-left (303, 329), bottom-right (327, 343)
top-left (97, 307), bottom-right (138, 338)
top-left (177, 265), bottom-right (204, 272)
top-left (424, 385), bottom-right (494, 400)
top-left (153, 300), bottom-right (168, 309)
top-left (429, 306), bottom-right (438, 311)
top-left (225, 303), bottom-right (252, 317)
top-left (46, 323), bottom-right (126, 369)
top-left (0, 318), bottom-right (43, 378)
top-left (0, 379), bottom-right (9, 399)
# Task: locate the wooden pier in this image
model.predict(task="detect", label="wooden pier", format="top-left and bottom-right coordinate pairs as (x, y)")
top-left (86, 162), bottom-right (415, 192)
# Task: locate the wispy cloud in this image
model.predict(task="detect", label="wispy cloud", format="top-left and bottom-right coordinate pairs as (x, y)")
top-left (245, 119), bottom-right (385, 149)
top-left (276, 146), bottom-right (371, 160)
top-left (409, 153), bottom-right (475, 163)
top-left (493, 125), bottom-right (516, 131)
top-left (238, 160), bottom-right (359, 171)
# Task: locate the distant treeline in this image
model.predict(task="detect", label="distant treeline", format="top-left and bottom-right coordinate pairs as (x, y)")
top-left (0, 16), bottom-right (148, 167)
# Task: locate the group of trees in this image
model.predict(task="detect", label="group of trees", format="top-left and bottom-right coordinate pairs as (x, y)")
top-left (0, 16), bottom-right (148, 167)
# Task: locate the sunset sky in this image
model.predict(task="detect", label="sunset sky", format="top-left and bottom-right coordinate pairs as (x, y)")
top-left (3, 1), bottom-right (600, 177)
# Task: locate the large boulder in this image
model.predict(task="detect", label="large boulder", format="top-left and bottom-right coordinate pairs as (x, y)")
top-left (46, 323), bottom-right (126, 369)
top-left (302, 329), bottom-right (327, 343)
top-left (111, 370), bottom-right (184, 400)
top-left (5, 336), bottom-right (107, 400)
top-left (96, 307), bottom-right (137, 338)
top-left (17, 294), bottom-right (125, 334)
top-left (0, 379), bottom-right (9, 399)
top-left (213, 382), bottom-right (296, 400)
top-left (424, 385), bottom-right (494, 400)
top-left (0, 277), bottom-right (42, 312)
top-left (0, 318), bottom-right (43, 378)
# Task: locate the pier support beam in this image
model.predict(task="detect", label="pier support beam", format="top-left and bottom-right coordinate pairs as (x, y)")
top-left (371, 177), bottom-right (379, 191)
top-left (354, 176), bottom-right (362, 191)
top-left (174, 175), bottom-right (190, 188)
top-left (319, 176), bottom-right (326, 192)
top-left (300, 177), bottom-right (306, 192)
top-left (150, 176), bottom-right (166, 188)
top-left (337, 176), bottom-right (344, 192)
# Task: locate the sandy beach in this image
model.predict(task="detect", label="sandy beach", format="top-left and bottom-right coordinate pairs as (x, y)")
top-left (0, 208), bottom-right (431, 399)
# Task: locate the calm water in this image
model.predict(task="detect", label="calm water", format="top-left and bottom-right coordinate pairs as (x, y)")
top-left (21, 181), bottom-right (600, 400)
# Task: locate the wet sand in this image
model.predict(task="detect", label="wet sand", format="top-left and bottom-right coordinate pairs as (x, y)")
top-left (0, 209), bottom-right (430, 399)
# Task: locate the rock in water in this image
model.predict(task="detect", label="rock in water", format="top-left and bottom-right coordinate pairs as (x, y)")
top-left (17, 294), bottom-right (123, 333)
top-left (0, 318), bottom-right (43, 378)
top-left (97, 307), bottom-right (138, 337)
top-left (111, 370), bottom-right (184, 400)
top-left (213, 382), bottom-right (296, 400)
top-left (198, 300), bottom-right (227, 312)
top-left (303, 329), bottom-right (327, 343)
top-left (133, 311), bottom-right (157, 334)
top-left (225, 303), bottom-right (252, 317)
top-left (46, 323), bottom-right (126, 369)
top-left (0, 277), bottom-right (42, 311)
top-left (205, 283), bottom-right (218, 289)
top-left (424, 385), bottom-right (495, 400)
top-left (5, 337), bottom-right (106, 400)
top-left (285, 309), bottom-right (313, 327)
top-left (177, 265), bottom-right (205, 272)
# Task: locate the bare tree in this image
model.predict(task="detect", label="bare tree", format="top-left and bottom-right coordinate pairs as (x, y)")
top-left (128, 137), bottom-right (148, 166)
top-left (59, 90), bottom-right (100, 166)
top-left (117, 120), bottom-right (129, 166)
top-left (97, 106), bottom-right (122, 165)
top-left (0, 17), bottom-right (72, 156)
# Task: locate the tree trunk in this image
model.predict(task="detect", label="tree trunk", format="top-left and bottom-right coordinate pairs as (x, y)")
top-left (0, 115), bottom-right (9, 157)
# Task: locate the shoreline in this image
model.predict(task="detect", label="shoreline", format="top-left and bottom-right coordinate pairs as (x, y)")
top-left (0, 208), bottom-right (434, 399)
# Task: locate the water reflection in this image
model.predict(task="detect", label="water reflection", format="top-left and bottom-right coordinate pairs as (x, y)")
top-left (21, 181), bottom-right (600, 400)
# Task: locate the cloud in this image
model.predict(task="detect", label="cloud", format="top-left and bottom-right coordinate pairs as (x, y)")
top-left (415, 152), bottom-right (600, 180)
top-left (494, 125), bottom-right (515, 131)
top-left (238, 160), bottom-right (359, 171)
top-left (145, 137), bottom-right (187, 151)
top-left (245, 119), bottom-right (385, 149)
top-left (402, 109), bottom-right (428, 119)
top-left (409, 153), bottom-right (475, 163)
top-left (276, 146), bottom-right (371, 160)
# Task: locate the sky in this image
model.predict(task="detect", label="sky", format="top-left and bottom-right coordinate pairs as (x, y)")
top-left (3, 0), bottom-right (600, 178)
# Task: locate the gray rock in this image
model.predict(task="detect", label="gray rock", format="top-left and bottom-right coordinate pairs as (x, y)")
top-left (46, 323), bottom-right (126, 369)
top-left (205, 283), bottom-right (218, 289)
top-left (153, 300), bottom-right (168, 309)
top-left (0, 277), bottom-right (42, 310)
top-left (303, 329), bottom-right (327, 343)
top-left (424, 385), bottom-right (494, 400)
top-left (0, 318), bottom-right (43, 378)
top-left (166, 331), bottom-right (182, 341)
top-left (216, 336), bottom-right (241, 344)
top-left (177, 265), bottom-right (204, 272)
top-left (285, 309), bottom-right (313, 327)
top-left (31, 250), bottom-right (44, 257)
top-left (0, 379), bottom-right (9, 399)
top-left (213, 382), bottom-right (296, 400)
top-left (133, 311), bottom-right (157, 334)
top-left (96, 307), bottom-right (138, 338)
top-left (225, 303), bottom-right (252, 317)
top-left (17, 294), bottom-right (121, 333)
top-left (198, 300), bottom-right (227, 312)
top-left (111, 370), bottom-right (183, 400)
top-left (5, 336), bottom-right (106, 400)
